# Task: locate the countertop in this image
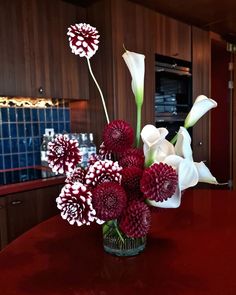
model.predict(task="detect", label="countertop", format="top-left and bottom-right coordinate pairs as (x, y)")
top-left (0, 188), bottom-right (235, 295)
top-left (0, 166), bottom-right (65, 196)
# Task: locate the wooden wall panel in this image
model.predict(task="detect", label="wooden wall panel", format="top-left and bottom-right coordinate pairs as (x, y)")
top-left (192, 26), bottom-right (211, 164)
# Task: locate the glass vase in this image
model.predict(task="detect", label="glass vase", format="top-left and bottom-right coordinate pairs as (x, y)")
top-left (102, 221), bottom-right (146, 257)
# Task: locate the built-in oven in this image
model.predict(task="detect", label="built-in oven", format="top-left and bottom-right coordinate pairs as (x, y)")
top-left (155, 54), bottom-right (192, 140)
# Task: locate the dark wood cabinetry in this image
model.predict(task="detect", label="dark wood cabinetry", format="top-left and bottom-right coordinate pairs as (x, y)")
top-left (156, 13), bottom-right (191, 62)
top-left (192, 26), bottom-right (211, 163)
top-left (0, 184), bottom-right (62, 249)
top-left (0, 0), bottom-right (89, 99)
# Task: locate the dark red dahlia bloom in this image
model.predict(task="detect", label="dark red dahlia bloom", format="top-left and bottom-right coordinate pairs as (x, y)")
top-left (67, 23), bottom-right (99, 58)
top-left (56, 182), bottom-right (97, 226)
top-left (140, 162), bottom-right (178, 202)
top-left (121, 166), bottom-right (143, 191)
top-left (119, 201), bottom-right (151, 238)
top-left (119, 154), bottom-right (144, 169)
top-left (48, 134), bottom-right (81, 175)
top-left (103, 120), bottom-right (134, 153)
top-left (92, 182), bottom-right (127, 221)
top-left (126, 190), bottom-right (145, 202)
top-left (119, 147), bottom-right (144, 159)
top-left (85, 160), bottom-right (122, 188)
top-left (65, 167), bottom-right (86, 184)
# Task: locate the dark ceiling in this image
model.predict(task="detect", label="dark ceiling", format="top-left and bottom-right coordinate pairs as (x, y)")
top-left (69, 0), bottom-right (236, 43)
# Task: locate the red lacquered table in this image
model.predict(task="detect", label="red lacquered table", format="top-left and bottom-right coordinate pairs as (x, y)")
top-left (0, 189), bottom-right (236, 295)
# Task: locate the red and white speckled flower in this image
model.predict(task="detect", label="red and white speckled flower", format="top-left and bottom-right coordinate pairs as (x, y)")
top-left (85, 160), bottom-right (122, 188)
top-left (65, 167), bottom-right (86, 185)
top-left (140, 162), bottom-right (178, 202)
top-left (56, 182), bottom-right (98, 226)
top-left (47, 134), bottom-right (82, 175)
top-left (67, 23), bottom-right (99, 59)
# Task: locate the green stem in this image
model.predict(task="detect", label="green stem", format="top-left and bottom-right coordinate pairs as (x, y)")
top-left (135, 104), bottom-right (142, 147)
top-left (86, 58), bottom-right (110, 124)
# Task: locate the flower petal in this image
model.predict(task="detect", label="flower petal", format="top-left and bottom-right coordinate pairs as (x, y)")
top-left (184, 95), bottom-right (217, 128)
top-left (122, 50), bottom-right (145, 106)
top-left (178, 159), bottom-right (199, 190)
top-left (194, 161), bottom-right (218, 184)
top-left (146, 186), bottom-right (181, 208)
top-left (175, 127), bottom-right (193, 160)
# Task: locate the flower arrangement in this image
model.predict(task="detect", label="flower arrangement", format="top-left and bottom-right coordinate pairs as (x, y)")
top-left (47, 23), bottom-right (218, 254)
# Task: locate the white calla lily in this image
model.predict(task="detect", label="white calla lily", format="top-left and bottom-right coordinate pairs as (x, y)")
top-left (141, 125), bottom-right (175, 166)
top-left (194, 161), bottom-right (218, 184)
top-left (175, 126), bottom-right (193, 160)
top-left (122, 50), bottom-right (145, 107)
top-left (184, 95), bottom-right (217, 129)
top-left (123, 49), bottom-right (145, 147)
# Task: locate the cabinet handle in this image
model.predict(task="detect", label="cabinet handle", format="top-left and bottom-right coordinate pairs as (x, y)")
top-left (38, 86), bottom-right (44, 94)
top-left (11, 200), bottom-right (23, 206)
top-left (199, 141), bottom-right (203, 146)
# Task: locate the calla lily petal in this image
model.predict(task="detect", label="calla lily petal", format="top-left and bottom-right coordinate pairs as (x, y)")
top-left (184, 95), bottom-right (217, 128)
top-left (175, 127), bottom-right (193, 160)
top-left (146, 187), bottom-right (181, 208)
top-left (178, 159), bottom-right (199, 190)
top-left (194, 161), bottom-right (218, 184)
top-left (122, 50), bottom-right (145, 107)
top-left (141, 125), bottom-right (176, 165)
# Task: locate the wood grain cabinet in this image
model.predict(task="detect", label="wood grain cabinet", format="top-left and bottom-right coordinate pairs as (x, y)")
top-left (0, 184), bottom-right (62, 249)
top-left (156, 13), bottom-right (192, 61)
top-left (0, 0), bottom-right (89, 99)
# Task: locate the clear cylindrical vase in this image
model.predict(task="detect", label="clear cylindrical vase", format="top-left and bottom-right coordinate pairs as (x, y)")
top-left (102, 222), bottom-right (146, 257)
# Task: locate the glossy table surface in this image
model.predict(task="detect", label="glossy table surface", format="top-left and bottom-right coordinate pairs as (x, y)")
top-left (0, 189), bottom-right (235, 295)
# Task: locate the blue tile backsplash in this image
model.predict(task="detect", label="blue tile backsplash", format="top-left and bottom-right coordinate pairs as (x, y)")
top-left (0, 102), bottom-right (70, 170)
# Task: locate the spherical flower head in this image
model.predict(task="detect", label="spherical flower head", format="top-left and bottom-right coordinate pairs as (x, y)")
top-left (65, 167), bottom-right (86, 184)
top-left (121, 166), bottom-right (143, 191)
top-left (85, 160), bottom-right (122, 188)
top-left (92, 182), bottom-right (127, 221)
top-left (140, 162), bottom-right (178, 202)
top-left (48, 134), bottom-right (81, 175)
top-left (67, 23), bottom-right (99, 59)
top-left (119, 153), bottom-right (144, 169)
top-left (56, 182), bottom-right (97, 226)
top-left (119, 201), bottom-right (151, 238)
top-left (103, 120), bottom-right (134, 153)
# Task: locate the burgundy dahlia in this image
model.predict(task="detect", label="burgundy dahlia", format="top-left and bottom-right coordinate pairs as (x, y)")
top-left (140, 163), bottom-right (178, 202)
top-left (121, 166), bottom-right (143, 191)
top-left (119, 201), bottom-right (151, 238)
top-left (85, 160), bottom-right (122, 188)
top-left (48, 134), bottom-right (81, 175)
top-left (92, 182), bottom-right (127, 221)
top-left (56, 182), bottom-right (97, 226)
top-left (67, 23), bottom-right (99, 58)
top-left (65, 167), bottom-right (86, 184)
top-left (119, 147), bottom-right (144, 160)
top-left (119, 154), bottom-right (144, 169)
top-left (103, 120), bottom-right (134, 153)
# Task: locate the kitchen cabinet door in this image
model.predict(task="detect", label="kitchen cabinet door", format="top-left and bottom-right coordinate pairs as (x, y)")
top-left (156, 13), bottom-right (191, 62)
top-left (0, 0), bottom-right (31, 97)
top-left (0, 0), bottom-right (89, 99)
top-left (28, 0), bottom-right (89, 99)
top-left (192, 26), bottom-right (211, 164)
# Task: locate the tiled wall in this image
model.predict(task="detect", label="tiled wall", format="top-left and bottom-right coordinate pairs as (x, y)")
top-left (0, 101), bottom-right (70, 170)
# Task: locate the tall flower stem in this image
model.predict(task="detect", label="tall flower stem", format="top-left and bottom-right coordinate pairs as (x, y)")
top-left (86, 58), bottom-right (110, 124)
top-left (136, 105), bottom-right (142, 147)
